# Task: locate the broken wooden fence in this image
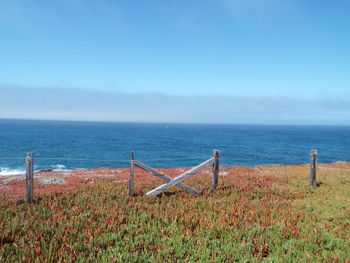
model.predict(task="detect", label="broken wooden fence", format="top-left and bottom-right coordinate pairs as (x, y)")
top-left (128, 150), bottom-right (220, 197)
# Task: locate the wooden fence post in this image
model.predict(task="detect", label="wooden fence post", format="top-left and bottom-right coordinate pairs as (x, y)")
top-left (25, 153), bottom-right (34, 204)
top-left (310, 149), bottom-right (317, 187)
top-left (212, 150), bottom-right (220, 190)
top-left (129, 152), bottom-right (135, 197)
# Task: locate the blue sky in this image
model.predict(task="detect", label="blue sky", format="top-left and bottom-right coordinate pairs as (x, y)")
top-left (0, 0), bottom-right (349, 124)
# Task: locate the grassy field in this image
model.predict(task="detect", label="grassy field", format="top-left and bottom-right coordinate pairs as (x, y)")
top-left (1, 163), bottom-right (350, 262)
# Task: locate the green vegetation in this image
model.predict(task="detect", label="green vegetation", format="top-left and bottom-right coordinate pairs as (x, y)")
top-left (1, 164), bottom-right (350, 262)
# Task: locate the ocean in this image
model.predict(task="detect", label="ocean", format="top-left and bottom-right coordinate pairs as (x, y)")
top-left (0, 119), bottom-right (349, 175)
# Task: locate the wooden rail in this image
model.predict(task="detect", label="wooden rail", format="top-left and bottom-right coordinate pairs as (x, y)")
top-left (129, 150), bottom-right (220, 197)
top-left (134, 161), bottom-right (201, 195)
top-left (146, 157), bottom-right (215, 197)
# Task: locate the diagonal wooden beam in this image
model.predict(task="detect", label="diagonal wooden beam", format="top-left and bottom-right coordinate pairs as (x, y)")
top-left (146, 158), bottom-right (215, 197)
top-left (133, 161), bottom-right (200, 195)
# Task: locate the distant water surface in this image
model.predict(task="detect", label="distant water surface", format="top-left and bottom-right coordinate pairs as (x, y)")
top-left (0, 119), bottom-right (349, 174)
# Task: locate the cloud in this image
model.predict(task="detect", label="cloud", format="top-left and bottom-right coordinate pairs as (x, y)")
top-left (0, 85), bottom-right (349, 125)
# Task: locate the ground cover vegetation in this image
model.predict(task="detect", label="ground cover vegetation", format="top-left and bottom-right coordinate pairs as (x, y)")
top-left (1, 163), bottom-right (350, 262)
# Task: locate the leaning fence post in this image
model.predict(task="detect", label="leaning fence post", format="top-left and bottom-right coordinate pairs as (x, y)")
top-left (310, 149), bottom-right (317, 187)
top-left (129, 152), bottom-right (135, 197)
top-left (212, 150), bottom-right (220, 190)
top-left (25, 153), bottom-right (34, 203)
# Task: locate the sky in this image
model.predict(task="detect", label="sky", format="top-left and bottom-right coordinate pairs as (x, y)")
top-left (0, 0), bottom-right (349, 124)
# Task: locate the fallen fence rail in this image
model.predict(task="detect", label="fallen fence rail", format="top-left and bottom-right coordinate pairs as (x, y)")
top-left (129, 150), bottom-right (220, 197)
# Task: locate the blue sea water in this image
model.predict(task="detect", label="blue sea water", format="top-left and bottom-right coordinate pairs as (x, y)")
top-left (0, 119), bottom-right (349, 175)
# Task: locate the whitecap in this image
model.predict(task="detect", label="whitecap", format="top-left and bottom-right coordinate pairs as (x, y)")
top-left (0, 167), bottom-right (25, 177)
top-left (50, 164), bottom-right (67, 171)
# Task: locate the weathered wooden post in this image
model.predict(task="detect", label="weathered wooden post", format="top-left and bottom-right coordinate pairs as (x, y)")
top-left (25, 153), bottom-right (34, 204)
top-left (129, 152), bottom-right (135, 197)
top-left (310, 149), bottom-right (317, 187)
top-left (212, 150), bottom-right (220, 190)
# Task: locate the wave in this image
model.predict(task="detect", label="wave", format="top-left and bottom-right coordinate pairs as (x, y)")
top-left (0, 164), bottom-right (73, 176)
top-left (49, 164), bottom-right (68, 171)
top-left (0, 167), bottom-right (25, 176)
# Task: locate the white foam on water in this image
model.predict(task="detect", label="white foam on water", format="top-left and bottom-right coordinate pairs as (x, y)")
top-left (48, 164), bottom-right (89, 172)
top-left (0, 167), bottom-right (25, 177)
top-left (50, 164), bottom-right (67, 171)
top-left (36, 164), bottom-right (75, 173)
top-left (0, 164), bottom-right (114, 177)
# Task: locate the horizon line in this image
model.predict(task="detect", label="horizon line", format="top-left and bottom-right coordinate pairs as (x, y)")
top-left (1, 117), bottom-right (349, 127)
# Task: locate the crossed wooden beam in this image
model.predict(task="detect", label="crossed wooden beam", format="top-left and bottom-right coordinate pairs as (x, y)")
top-left (128, 150), bottom-right (220, 197)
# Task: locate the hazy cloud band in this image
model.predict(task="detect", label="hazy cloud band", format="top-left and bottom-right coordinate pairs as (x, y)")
top-left (0, 85), bottom-right (349, 125)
